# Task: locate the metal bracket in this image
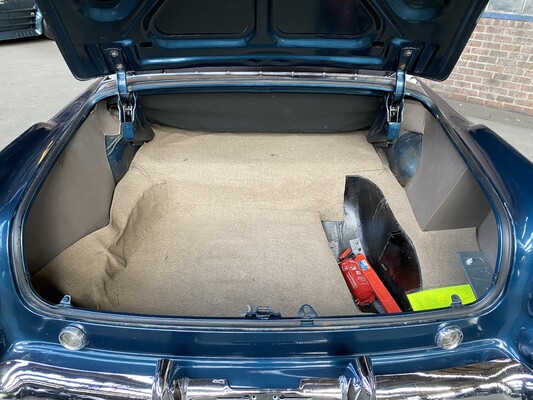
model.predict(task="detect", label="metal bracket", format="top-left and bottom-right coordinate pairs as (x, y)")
top-left (297, 304), bottom-right (318, 319)
top-left (59, 295), bottom-right (72, 308)
top-left (349, 238), bottom-right (365, 256)
top-left (457, 251), bottom-right (493, 298)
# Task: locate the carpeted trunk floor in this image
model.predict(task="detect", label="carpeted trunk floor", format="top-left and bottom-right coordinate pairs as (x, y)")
top-left (34, 127), bottom-right (479, 316)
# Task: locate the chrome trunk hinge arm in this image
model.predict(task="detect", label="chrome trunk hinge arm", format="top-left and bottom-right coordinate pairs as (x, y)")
top-left (385, 47), bottom-right (415, 142)
top-left (106, 48), bottom-right (137, 141)
top-left (367, 46), bottom-right (418, 147)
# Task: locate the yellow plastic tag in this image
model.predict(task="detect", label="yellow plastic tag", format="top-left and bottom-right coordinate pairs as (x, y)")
top-left (407, 284), bottom-right (476, 311)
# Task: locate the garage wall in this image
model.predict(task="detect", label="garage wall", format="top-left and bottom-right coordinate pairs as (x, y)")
top-left (426, 14), bottom-right (533, 116)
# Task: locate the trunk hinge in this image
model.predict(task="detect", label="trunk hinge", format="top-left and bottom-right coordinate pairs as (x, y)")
top-left (367, 47), bottom-right (417, 147)
top-left (106, 48), bottom-right (154, 143)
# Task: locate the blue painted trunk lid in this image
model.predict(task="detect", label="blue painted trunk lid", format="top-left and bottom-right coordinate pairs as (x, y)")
top-left (36, 0), bottom-right (488, 81)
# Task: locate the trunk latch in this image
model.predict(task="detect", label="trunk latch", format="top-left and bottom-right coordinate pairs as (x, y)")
top-left (244, 306), bottom-right (282, 320)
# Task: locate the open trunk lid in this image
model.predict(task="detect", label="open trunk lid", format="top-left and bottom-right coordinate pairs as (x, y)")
top-left (36, 0), bottom-right (488, 81)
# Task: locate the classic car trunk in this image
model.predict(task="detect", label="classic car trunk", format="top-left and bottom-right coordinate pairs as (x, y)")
top-left (23, 92), bottom-right (498, 318)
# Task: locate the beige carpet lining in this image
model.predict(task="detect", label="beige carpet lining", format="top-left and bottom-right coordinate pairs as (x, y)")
top-left (34, 127), bottom-right (478, 316)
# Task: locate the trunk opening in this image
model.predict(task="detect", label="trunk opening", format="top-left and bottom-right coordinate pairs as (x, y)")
top-left (23, 92), bottom-right (497, 318)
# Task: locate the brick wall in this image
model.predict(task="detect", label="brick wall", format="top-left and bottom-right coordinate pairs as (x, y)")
top-left (426, 17), bottom-right (533, 116)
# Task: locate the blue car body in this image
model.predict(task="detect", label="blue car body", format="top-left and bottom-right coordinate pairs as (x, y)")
top-left (0, 0), bottom-right (532, 398)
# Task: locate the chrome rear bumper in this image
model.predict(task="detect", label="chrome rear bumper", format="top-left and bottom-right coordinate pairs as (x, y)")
top-left (0, 358), bottom-right (531, 399)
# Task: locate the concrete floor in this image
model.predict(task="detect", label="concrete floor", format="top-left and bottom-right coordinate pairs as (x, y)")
top-left (0, 38), bottom-right (92, 150)
top-left (448, 100), bottom-right (533, 162)
top-left (0, 38), bottom-right (532, 161)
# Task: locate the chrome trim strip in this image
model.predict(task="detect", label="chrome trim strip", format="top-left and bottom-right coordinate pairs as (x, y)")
top-left (0, 358), bottom-right (531, 400)
top-left (0, 359), bottom-right (152, 399)
top-left (160, 357), bottom-right (374, 400)
top-left (376, 358), bottom-right (533, 399)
